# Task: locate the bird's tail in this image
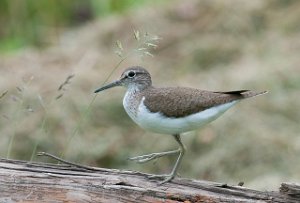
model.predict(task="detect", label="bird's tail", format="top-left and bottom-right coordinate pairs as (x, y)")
top-left (223, 90), bottom-right (268, 99)
top-left (215, 90), bottom-right (268, 99)
top-left (239, 90), bottom-right (268, 98)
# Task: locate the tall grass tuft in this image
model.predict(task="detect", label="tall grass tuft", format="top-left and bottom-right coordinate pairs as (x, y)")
top-left (59, 30), bottom-right (160, 158)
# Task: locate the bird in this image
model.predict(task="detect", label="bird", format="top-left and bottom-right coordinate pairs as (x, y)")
top-left (94, 66), bottom-right (267, 184)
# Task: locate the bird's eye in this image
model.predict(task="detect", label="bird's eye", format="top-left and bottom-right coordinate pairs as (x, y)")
top-left (127, 71), bottom-right (136, 78)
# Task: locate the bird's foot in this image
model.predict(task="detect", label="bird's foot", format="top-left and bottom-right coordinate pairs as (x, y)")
top-left (128, 149), bottom-right (180, 163)
top-left (128, 152), bottom-right (165, 163)
top-left (147, 173), bottom-right (175, 184)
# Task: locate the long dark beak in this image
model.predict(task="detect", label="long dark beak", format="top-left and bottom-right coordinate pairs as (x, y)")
top-left (94, 80), bottom-right (122, 93)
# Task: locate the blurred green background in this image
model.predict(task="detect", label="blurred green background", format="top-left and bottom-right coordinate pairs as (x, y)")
top-left (0, 0), bottom-right (155, 51)
top-left (1, 0), bottom-right (299, 190)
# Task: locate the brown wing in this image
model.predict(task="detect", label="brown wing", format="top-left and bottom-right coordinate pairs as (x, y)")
top-left (143, 87), bottom-right (266, 118)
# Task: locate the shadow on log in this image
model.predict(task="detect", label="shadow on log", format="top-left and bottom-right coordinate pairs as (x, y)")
top-left (0, 158), bottom-right (299, 202)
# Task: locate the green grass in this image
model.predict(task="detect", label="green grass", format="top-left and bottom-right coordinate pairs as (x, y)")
top-left (0, 0), bottom-right (163, 53)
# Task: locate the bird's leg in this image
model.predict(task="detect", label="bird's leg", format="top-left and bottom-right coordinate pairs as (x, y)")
top-left (147, 134), bottom-right (186, 184)
top-left (128, 149), bottom-right (180, 163)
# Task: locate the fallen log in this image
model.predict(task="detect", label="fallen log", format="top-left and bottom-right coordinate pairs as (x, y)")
top-left (0, 158), bottom-right (299, 202)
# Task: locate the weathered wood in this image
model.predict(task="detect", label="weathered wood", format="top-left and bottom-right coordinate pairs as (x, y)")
top-left (0, 158), bottom-right (299, 203)
top-left (280, 183), bottom-right (300, 198)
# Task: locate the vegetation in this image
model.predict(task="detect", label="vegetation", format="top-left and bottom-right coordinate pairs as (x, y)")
top-left (0, 0), bottom-right (299, 190)
top-left (0, 0), bottom-right (158, 51)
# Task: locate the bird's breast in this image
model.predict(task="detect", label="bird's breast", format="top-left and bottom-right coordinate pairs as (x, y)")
top-left (123, 90), bottom-right (141, 124)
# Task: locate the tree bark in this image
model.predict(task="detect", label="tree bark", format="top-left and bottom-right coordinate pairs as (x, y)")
top-left (0, 158), bottom-right (299, 203)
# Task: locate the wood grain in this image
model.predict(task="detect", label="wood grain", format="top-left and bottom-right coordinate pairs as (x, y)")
top-left (0, 158), bottom-right (299, 203)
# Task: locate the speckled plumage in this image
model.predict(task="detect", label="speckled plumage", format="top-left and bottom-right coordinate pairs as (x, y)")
top-left (118, 67), bottom-right (265, 118)
top-left (141, 88), bottom-right (263, 118)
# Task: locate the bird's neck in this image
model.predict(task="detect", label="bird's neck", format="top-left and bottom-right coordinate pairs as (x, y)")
top-left (126, 84), bottom-right (152, 93)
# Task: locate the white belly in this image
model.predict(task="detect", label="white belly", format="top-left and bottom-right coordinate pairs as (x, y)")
top-left (134, 98), bottom-right (238, 135)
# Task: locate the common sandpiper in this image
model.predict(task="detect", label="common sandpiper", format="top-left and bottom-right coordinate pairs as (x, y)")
top-left (94, 66), bottom-right (267, 184)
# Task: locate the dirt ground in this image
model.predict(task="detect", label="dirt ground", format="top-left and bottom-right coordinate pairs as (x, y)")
top-left (0, 0), bottom-right (299, 190)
